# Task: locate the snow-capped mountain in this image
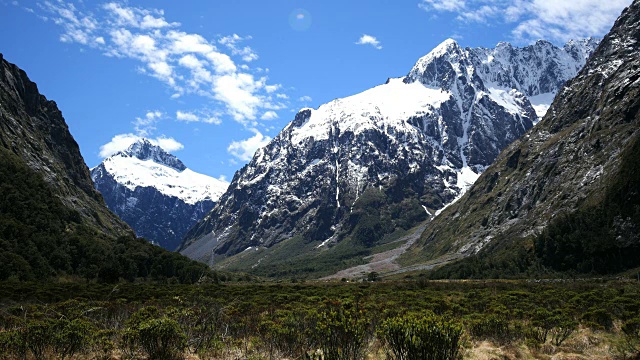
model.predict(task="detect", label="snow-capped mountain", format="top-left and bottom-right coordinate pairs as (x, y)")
top-left (179, 38), bottom-right (598, 273)
top-left (91, 139), bottom-right (229, 250)
top-left (407, 1), bottom-right (640, 277)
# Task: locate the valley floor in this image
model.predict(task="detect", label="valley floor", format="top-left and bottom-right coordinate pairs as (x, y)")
top-left (0, 279), bottom-right (638, 359)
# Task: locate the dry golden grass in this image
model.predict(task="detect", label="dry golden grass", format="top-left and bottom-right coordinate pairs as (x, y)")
top-left (461, 326), bottom-right (638, 360)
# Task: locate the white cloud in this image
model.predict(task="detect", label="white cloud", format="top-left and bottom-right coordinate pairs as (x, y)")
top-left (35, 1), bottom-right (286, 128)
top-left (176, 110), bottom-right (199, 122)
top-left (154, 136), bottom-right (185, 153)
top-left (512, 0), bottom-right (631, 42)
top-left (103, 2), bottom-right (178, 29)
top-left (419, 0), bottom-right (466, 12)
top-left (103, 2), bottom-right (137, 26)
top-left (40, 1), bottom-right (98, 46)
top-left (227, 129), bottom-right (271, 162)
top-left (204, 51), bottom-right (237, 74)
top-left (299, 95), bottom-right (313, 102)
top-left (418, 0), bottom-right (632, 43)
top-left (140, 14), bottom-right (172, 29)
top-left (213, 73), bottom-right (266, 124)
top-left (356, 34), bottom-right (383, 50)
top-left (264, 84), bottom-right (280, 93)
top-left (219, 34), bottom-right (259, 62)
top-left (260, 111), bottom-right (278, 120)
top-left (133, 110), bottom-right (163, 136)
top-left (176, 110), bottom-right (222, 124)
top-left (276, 93), bottom-right (289, 99)
top-left (99, 133), bottom-right (184, 158)
top-left (167, 30), bottom-right (215, 54)
top-left (148, 61), bottom-right (174, 84)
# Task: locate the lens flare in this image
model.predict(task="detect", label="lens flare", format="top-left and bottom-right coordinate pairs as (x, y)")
top-left (289, 8), bottom-right (312, 31)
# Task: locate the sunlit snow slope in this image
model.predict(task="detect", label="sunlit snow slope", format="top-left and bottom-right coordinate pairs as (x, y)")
top-left (180, 38), bottom-right (598, 268)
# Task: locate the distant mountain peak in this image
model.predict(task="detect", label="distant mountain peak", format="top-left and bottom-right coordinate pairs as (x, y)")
top-left (116, 138), bottom-right (186, 172)
top-left (180, 37), bottom-right (601, 267)
top-left (92, 138), bottom-right (230, 249)
top-left (406, 38), bottom-right (600, 98)
top-left (405, 38), bottom-right (466, 86)
top-left (407, 1), bottom-right (640, 277)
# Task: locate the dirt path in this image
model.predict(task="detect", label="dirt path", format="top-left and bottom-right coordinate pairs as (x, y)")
top-left (320, 222), bottom-right (430, 280)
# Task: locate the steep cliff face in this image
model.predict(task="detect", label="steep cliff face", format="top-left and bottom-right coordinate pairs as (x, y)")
top-left (0, 53), bottom-right (129, 235)
top-left (179, 38), bottom-right (597, 276)
top-left (91, 139), bottom-right (228, 250)
top-left (0, 54), bottom-right (213, 282)
top-left (403, 1), bottom-right (640, 276)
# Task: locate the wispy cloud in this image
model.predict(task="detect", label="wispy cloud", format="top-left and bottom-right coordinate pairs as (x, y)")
top-left (133, 110), bottom-right (163, 137)
top-left (418, 0), bottom-right (632, 43)
top-left (32, 1), bottom-right (292, 163)
top-left (219, 34), bottom-right (259, 62)
top-left (420, 0), bottom-right (466, 12)
top-left (176, 110), bottom-right (222, 124)
top-left (34, 1), bottom-right (287, 128)
top-left (227, 129), bottom-right (271, 162)
top-left (298, 95), bottom-right (312, 102)
top-left (355, 34), bottom-right (383, 50)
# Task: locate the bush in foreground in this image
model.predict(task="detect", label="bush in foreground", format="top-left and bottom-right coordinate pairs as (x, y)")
top-left (379, 313), bottom-right (462, 360)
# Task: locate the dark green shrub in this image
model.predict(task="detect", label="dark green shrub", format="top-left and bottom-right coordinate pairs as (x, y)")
top-left (93, 329), bottom-right (117, 360)
top-left (528, 308), bottom-right (576, 346)
top-left (138, 317), bottom-right (187, 360)
top-left (379, 313), bottom-right (462, 360)
top-left (25, 319), bottom-right (54, 360)
top-left (124, 317), bottom-right (187, 360)
top-left (123, 307), bottom-right (187, 360)
top-left (0, 330), bottom-right (27, 359)
top-left (622, 317), bottom-right (640, 353)
top-left (315, 300), bottom-right (370, 360)
top-left (260, 309), bottom-right (314, 358)
top-left (52, 318), bottom-right (95, 359)
top-left (582, 307), bottom-right (614, 330)
top-left (466, 314), bottom-right (513, 343)
top-left (173, 302), bottom-right (228, 356)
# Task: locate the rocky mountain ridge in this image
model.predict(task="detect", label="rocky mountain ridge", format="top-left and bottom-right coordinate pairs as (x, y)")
top-left (179, 38), bottom-right (598, 276)
top-left (402, 0), bottom-right (640, 277)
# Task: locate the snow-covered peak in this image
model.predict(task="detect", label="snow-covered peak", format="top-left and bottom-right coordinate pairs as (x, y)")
top-left (405, 38), bottom-right (467, 86)
top-left (117, 139), bottom-right (186, 171)
top-left (429, 38), bottom-right (461, 57)
top-left (289, 78), bottom-right (450, 145)
top-left (179, 36), bottom-right (599, 263)
top-left (93, 142), bottom-right (229, 204)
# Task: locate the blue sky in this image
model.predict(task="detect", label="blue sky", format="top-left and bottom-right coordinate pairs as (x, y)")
top-left (0, 0), bottom-right (632, 180)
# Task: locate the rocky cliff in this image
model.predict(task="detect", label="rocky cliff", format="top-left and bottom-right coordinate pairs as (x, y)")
top-left (0, 53), bottom-right (129, 235)
top-left (179, 38), bottom-right (598, 277)
top-left (402, 0), bottom-right (640, 277)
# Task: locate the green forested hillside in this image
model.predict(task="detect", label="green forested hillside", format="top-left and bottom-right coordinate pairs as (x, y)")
top-left (0, 147), bottom-right (210, 283)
